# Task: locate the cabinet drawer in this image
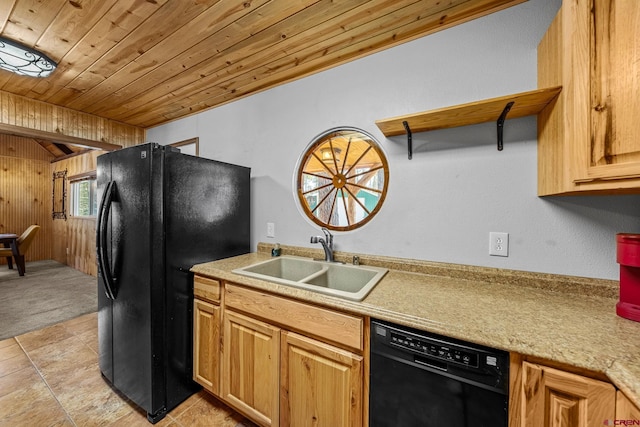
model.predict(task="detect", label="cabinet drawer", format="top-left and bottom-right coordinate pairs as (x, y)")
top-left (225, 283), bottom-right (363, 352)
top-left (194, 275), bottom-right (221, 302)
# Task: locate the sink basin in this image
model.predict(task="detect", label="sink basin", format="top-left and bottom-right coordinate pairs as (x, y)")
top-left (232, 256), bottom-right (387, 301)
top-left (237, 256), bottom-right (324, 281)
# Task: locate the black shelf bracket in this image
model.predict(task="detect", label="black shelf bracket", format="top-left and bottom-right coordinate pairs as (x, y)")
top-left (496, 101), bottom-right (514, 151)
top-left (403, 120), bottom-right (412, 160)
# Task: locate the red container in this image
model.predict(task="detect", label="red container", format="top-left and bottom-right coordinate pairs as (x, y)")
top-left (616, 233), bottom-right (640, 322)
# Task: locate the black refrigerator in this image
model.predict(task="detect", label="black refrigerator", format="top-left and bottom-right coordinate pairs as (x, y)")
top-left (96, 143), bottom-right (250, 423)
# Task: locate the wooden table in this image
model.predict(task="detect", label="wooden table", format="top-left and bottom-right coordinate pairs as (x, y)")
top-left (0, 233), bottom-right (24, 276)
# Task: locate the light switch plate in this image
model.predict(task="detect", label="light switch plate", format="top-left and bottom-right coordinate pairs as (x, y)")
top-left (267, 222), bottom-right (275, 238)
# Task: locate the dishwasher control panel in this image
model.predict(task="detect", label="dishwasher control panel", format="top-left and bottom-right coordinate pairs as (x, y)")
top-left (372, 319), bottom-right (509, 392)
top-left (390, 331), bottom-right (479, 368)
top-left (370, 318), bottom-right (509, 426)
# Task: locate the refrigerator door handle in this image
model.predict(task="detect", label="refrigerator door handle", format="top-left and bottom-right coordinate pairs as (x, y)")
top-left (97, 180), bottom-right (118, 299)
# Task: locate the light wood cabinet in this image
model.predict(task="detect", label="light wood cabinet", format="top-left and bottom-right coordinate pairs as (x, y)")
top-left (193, 277), bottom-right (365, 427)
top-left (538, 0), bottom-right (640, 195)
top-left (224, 283), bottom-right (363, 352)
top-left (280, 331), bottom-right (363, 427)
top-left (616, 391), bottom-right (640, 419)
top-left (193, 275), bottom-right (221, 302)
top-left (193, 275), bottom-right (222, 395)
top-left (520, 361), bottom-right (616, 426)
top-left (193, 299), bottom-right (221, 394)
top-left (220, 283), bottom-right (365, 427)
top-left (222, 309), bottom-right (280, 427)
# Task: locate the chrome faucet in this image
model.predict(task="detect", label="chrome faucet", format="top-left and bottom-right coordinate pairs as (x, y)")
top-left (310, 227), bottom-right (335, 262)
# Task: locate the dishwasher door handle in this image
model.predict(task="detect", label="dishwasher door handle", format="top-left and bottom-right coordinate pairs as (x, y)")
top-left (414, 355), bottom-right (448, 372)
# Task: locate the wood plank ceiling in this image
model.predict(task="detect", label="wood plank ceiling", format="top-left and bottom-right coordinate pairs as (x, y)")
top-left (0, 0), bottom-right (523, 130)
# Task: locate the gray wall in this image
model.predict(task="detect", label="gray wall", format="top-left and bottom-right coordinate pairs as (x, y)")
top-left (148, 0), bottom-right (640, 280)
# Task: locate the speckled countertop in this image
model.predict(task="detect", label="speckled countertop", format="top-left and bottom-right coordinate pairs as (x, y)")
top-left (191, 243), bottom-right (640, 408)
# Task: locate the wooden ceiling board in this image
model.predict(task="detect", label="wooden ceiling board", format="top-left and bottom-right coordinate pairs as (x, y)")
top-left (23, 0), bottom-right (170, 101)
top-left (129, 0), bottom-right (507, 126)
top-left (0, 1), bottom-right (17, 33)
top-left (79, 0), bottom-right (307, 117)
top-left (45, 0), bottom-right (218, 108)
top-left (0, 0), bottom-right (524, 129)
top-left (6, 0), bottom-right (115, 97)
top-left (116, 0), bottom-right (442, 124)
top-left (0, 0), bottom-right (65, 92)
top-left (3, 0), bottom-right (65, 46)
top-left (107, 0), bottom-right (474, 125)
top-left (122, 0), bottom-right (525, 127)
top-left (95, 0), bottom-right (371, 121)
top-left (32, 138), bottom-right (73, 158)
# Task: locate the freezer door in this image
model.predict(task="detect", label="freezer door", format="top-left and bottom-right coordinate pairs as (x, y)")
top-left (96, 143), bottom-right (165, 419)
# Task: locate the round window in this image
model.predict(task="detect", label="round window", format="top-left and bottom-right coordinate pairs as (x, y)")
top-left (295, 127), bottom-right (389, 231)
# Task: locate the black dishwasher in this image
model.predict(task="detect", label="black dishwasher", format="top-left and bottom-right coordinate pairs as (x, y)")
top-left (369, 319), bottom-right (509, 427)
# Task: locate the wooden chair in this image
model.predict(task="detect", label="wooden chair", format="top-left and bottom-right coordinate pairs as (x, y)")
top-left (0, 225), bottom-right (40, 276)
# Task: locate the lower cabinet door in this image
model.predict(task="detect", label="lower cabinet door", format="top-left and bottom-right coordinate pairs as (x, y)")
top-left (222, 310), bottom-right (280, 427)
top-left (522, 362), bottom-right (615, 427)
top-left (616, 391), bottom-right (640, 419)
top-left (193, 299), bottom-right (220, 395)
top-left (280, 330), bottom-right (363, 427)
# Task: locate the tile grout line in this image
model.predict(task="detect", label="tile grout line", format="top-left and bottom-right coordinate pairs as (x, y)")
top-left (13, 319), bottom-right (101, 427)
top-left (14, 336), bottom-right (78, 427)
top-left (9, 313), bottom-right (252, 426)
top-left (61, 316), bottom-right (184, 426)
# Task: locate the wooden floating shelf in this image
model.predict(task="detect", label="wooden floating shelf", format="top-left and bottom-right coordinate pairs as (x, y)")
top-left (375, 86), bottom-right (563, 137)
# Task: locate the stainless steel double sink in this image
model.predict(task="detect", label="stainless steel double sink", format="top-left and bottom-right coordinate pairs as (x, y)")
top-left (232, 256), bottom-right (388, 301)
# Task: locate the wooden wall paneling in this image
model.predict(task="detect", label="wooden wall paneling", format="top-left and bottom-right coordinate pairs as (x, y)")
top-left (0, 89), bottom-right (144, 276)
top-left (0, 135), bottom-right (106, 276)
top-left (50, 208), bottom-right (68, 266)
top-left (0, 90), bottom-right (145, 148)
top-left (0, 134), bottom-right (53, 265)
top-left (67, 218), bottom-right (97, 277)
top-left (22, 159), bottom-right (50, 263)
top-left (51, 149), bottom-right (103, 276)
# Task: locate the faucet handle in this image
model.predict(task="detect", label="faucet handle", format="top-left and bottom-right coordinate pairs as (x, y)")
top-left (310, 236), bottom-right (320, 244)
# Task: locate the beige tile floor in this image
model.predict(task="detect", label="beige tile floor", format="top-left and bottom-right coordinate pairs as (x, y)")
top-left (0, 312), bottom-right (255, 427)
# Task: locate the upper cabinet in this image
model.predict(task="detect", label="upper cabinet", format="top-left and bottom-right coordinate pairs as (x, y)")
top-left (538, 0), bottom-right (640, 195)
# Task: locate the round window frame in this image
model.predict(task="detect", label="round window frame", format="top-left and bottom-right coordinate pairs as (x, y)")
top-left (294, 127), bottom-right (389, 232)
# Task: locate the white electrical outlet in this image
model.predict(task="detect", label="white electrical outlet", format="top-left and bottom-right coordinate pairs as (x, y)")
top-left (266, 222), bottom-right (275, 238)
top-left (489, 232), bottom-right (509, 257)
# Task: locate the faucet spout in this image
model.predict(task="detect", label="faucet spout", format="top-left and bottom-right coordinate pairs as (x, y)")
top-left (310, 227), bottom-right (335, 262)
